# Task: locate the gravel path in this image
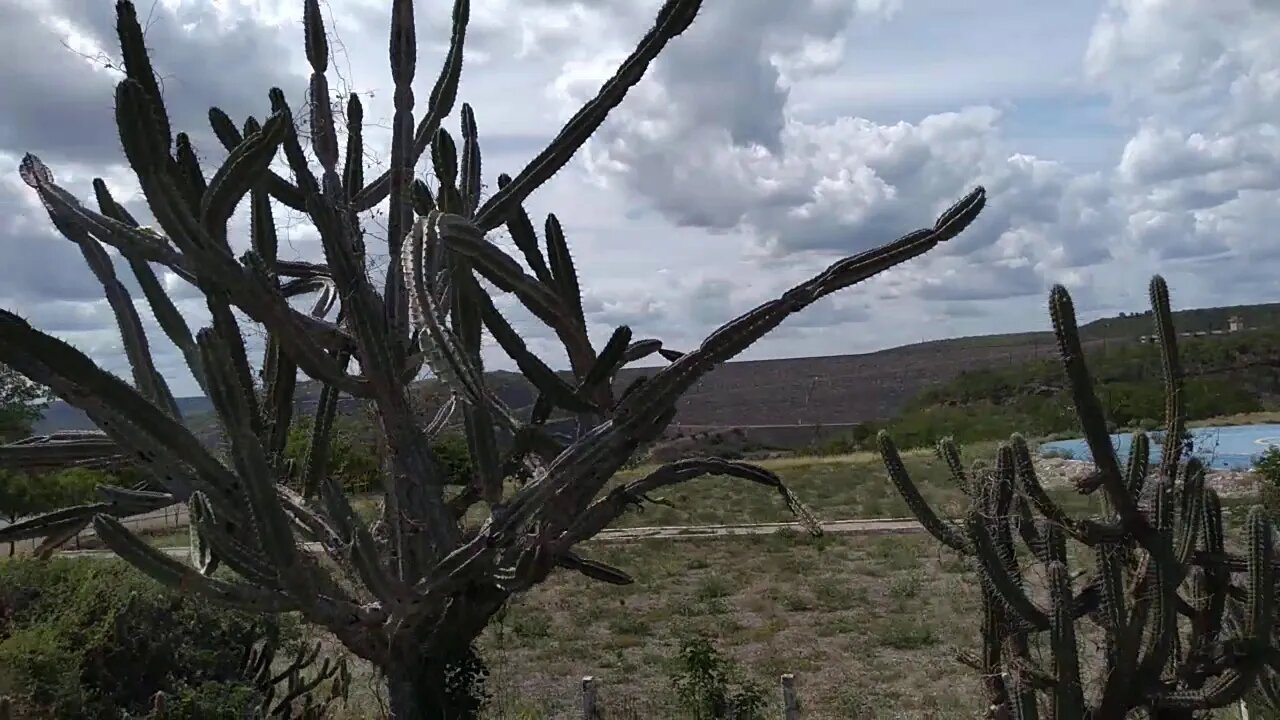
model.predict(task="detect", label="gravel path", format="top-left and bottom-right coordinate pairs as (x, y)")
top-left (28, 458), bottom-right (1266, 561)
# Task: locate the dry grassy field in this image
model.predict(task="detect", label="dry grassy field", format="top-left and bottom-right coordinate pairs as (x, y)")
top-left (20, 438), bottom-right (1263, 718)
top-left (294, 444), bottom-right (1259, 719)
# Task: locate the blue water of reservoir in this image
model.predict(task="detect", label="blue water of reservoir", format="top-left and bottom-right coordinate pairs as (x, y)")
top-left (1038, 424), bottom-right (1280, 471)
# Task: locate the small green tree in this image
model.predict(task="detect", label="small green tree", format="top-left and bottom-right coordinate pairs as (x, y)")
top-left (281, 417), bottom-right (471, 495)
top-left (0, 363), bottom-right (52, 442)
top-left (0, 558), bottom-right (343, 719)
top-left (0, 468), bottom-right (103, 555)
top-left (282, 418), bottom-right (382, 495)
top-left (669, 635), bottom-right (766, 720)
top-left (1256, 445), bottom-right (1280, 519)
top-left (429, 431), bottom-right (473, 485)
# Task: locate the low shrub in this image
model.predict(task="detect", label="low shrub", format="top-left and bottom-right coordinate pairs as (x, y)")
top-left (0, 557), bottom-right (296, 718)
top-left (1256, 446), bottom-right (1280, 520)
top-left (668, 635), bottom-right (767, 720)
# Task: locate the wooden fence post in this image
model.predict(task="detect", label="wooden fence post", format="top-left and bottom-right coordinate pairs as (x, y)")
top-left (781, 673), bottom-right (799, 720)
top-left (581, 675), bottom-right (598, 720)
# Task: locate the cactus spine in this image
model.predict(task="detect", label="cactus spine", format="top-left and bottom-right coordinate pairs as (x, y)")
top-left (0, 0), bottom-right (985, 715)
top-left (879, 276), bottom-right (1280, 718)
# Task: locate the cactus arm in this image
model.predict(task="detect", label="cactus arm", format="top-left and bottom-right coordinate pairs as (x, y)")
top-left (94, 485), bottom-right (173, 512)
top-left (20, 156), bottom-right (180, 418)
top-left (207, 106), bottom-right (306, 211)
top-left (545, 214), bottom-right (587, 337)
top-left (301, 349), bottom-right (349, 499)
top-left (343, 93), bottom-right (365, 198)
top-left (352, 0), bottom-right (469, 212)
top-left (585, 326), bottom-right (634, 394)
top-left (0, 503), bottom-right (109, 544)
top-left (494, 174), bottom-right (555, 285)
top-left (403, 218), bottom-right (497, 411)
top-left (1095, 542), bottom-right (1128, 671)
top-left (1125, 430), bottom-right (1151, 499)
top-left (432, 129), bottom-right (464, 212)
top-left (199, 112), bottom-right (289, 246)
top-left (252, 172), bottom-right (297, 460)
top-left (92, 514), bottom-right (296, 613)
top-left (450, 269), bottom-right (506, 505)
top-left (1175, 460), bottom-right (1205, 570)
top-left (555, 550), bottom-right (634, 586)
top-left (0, 431), bottom-right (130, 472)
top-left (492, 188), bottom-right (987, 541)
top-left (1150, 277), bottom-right (1188, 480)
top-left (1009, 433), bottom-right (1121, 545)
top-left (382, 0), bottom-right (419, 351)
top-left (616, 187), bottom-right (986, 426)
top-left (472, 280), bottom-right (597, 414)
top-left (936, 437), bottom-right (975, 498)
top-left (967, 508), bottom-right (1050, 631)
top-left (1246, 507), bottom-right (1275, 642)
top-left (876, 431), bottom-right (970, 553)
top-left (473, 0), bottom-right (706, 230)
top-left (92, 179), bottom-right (208, 393)
top-left (317, 472), bottom-right (406, 604)
top-left (555, 457), bottom-right (821, 550)
top-left (18, 161), bottom-right (188, 269)
top-left (459, 104), bottom-right (482, 216)
top-left (1047, 562), bottom-right (1086, 718)
top-left (1049, 286), bottom-right (1133, 519)
top-left (1135, 478), bottom-right (1179, 682)
top-left (260, 336), bottom-right (297, 461)
top-left (0, 311), bottom-right (254, 512)
top-left (431, 212), bottom-right (581, 341)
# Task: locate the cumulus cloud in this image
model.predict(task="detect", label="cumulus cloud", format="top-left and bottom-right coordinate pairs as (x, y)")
top-left (2, 0), bottom-right (1280, 398)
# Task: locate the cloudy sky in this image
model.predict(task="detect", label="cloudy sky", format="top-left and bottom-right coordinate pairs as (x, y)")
top-left (1, 0), bottom-right (1277, 398)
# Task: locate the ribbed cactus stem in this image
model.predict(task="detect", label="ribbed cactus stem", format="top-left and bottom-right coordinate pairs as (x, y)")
top-left (878, 277), bottom-right (1280, 717)
top-left (876, 431), bottom-right (970, 553)
top-left (1048, 562), bottom-right (1085, 718)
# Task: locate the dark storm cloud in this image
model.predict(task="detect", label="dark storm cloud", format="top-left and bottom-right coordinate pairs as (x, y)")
top-left (1, 0), bottom-right (307, 168)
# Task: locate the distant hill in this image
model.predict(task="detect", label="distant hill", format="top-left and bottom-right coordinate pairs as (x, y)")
top-left (32, 300), bottom-right (1280, 443)
top-left (1079, 302), bottom-right (1279, 339)
top-left (858, 327), bottom-right (1280, 451)
top-left (34, 395), bottom-right (214, 434)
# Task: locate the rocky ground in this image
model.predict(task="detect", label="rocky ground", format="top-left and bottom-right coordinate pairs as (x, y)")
top-left (1034, 457), bottom-right (1259, 497)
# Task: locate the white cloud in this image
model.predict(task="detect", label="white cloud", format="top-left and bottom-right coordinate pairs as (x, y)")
top-left (2, 0), bottom-right (1279, 398)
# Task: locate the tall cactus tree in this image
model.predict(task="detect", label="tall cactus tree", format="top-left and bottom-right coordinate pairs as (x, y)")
top-left (0, 0), bottom-right (985, 715)
top-left (879, 276), bottom-right (1280, 718)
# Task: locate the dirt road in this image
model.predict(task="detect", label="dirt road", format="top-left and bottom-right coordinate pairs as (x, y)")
top-left (54, 516), bottom-right (926, 560)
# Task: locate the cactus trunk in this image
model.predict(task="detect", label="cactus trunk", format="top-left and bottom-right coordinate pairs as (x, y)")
top-left (385, 655), bottom-right (452, 720)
